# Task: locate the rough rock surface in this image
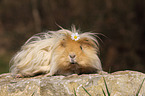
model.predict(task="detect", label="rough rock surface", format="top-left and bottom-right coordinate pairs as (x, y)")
top-left (0, 70), bottom-right (145, 96)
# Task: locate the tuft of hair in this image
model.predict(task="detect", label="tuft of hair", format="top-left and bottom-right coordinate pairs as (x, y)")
top-left (10, 26), bottom-right (102, 77)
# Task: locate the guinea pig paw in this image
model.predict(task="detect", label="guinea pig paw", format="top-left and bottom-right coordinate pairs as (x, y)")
top-left (44, 73), bottom-right (53, 77)
top-left (67, 74), bottom-right (78, 78)
top-left (15, 74), bottom-right (24, 78)
top-left (99, 71), bottom-right (109, 75)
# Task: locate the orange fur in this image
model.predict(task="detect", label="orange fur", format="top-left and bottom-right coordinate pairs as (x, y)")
top-left (49, 36), bottom-right (101, 76)
top-left (10, 27), bottom-right (102, 77)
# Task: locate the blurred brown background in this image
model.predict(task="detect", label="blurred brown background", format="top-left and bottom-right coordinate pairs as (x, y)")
top-left (0, 0), bottom-right (145, 74)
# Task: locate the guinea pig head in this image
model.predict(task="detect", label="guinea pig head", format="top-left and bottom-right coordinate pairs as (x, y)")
top-left (51, 35), bottom-right (102, 75)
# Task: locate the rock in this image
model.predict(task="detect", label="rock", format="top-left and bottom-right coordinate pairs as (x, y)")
top-left (0, 70), bottom-right (145, 96)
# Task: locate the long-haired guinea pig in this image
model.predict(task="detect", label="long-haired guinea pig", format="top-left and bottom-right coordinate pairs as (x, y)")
top-left (10, 27), bottom-right (103, 77)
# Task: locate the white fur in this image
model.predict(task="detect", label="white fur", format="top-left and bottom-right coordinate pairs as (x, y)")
top-left (10, 27), bottom-right (102, 77)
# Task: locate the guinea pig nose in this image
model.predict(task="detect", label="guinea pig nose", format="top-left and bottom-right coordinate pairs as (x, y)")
top-left (69, 54), bottom-right (76, 58)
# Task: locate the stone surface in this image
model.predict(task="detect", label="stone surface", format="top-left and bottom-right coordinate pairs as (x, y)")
top-left (0, 71), bottom-right (145, 96)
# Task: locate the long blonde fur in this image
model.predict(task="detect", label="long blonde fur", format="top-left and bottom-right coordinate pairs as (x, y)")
top-left (10, 27), bottom-right (102, 77)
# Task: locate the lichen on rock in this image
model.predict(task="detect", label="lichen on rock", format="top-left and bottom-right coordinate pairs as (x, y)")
top-left (0, 71), bottom-right (145, 96)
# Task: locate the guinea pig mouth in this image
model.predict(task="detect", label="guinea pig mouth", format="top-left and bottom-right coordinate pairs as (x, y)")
top-left (70, 60), bottom-right (77, 64)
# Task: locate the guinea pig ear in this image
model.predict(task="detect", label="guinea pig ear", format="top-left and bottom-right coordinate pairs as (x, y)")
top-left (79, 38), bottom-right (98, 48)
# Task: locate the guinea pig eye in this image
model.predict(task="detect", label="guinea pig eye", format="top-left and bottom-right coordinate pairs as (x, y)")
top-left (61, 39), bottom-right (66, 47)
top-left (80, 46), bottom-right (83, 50)
top-left (61, 42), bottom-right (65, 47)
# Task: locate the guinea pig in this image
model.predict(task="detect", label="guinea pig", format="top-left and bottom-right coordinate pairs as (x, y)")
top-left (10, 27), bottom-right (103, 77)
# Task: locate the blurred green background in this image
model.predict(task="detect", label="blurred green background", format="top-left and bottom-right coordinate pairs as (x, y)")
top-left (0, 0), bottom-right (145, 74)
